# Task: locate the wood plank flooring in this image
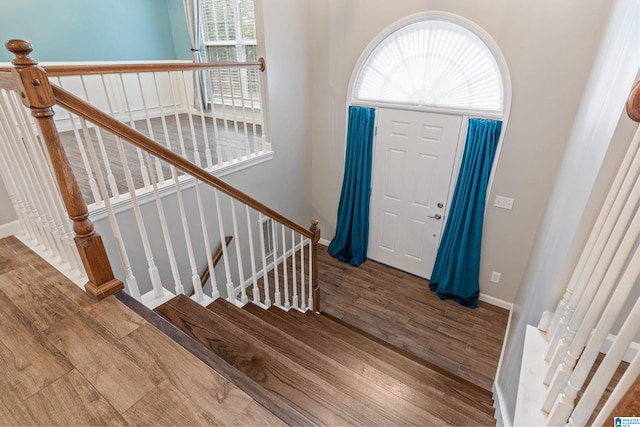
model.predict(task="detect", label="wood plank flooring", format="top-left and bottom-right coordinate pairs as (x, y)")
top-left (59, 114), bottom-right (263, 205)
top-left (0, 236), bottom-right (283, 426)
top-left (316, 245), bottom-right (510, 391)
top-left (156, 295), bottom-right (497, 426)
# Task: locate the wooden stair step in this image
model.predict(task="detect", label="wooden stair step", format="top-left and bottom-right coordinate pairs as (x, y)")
top-left (209, 299), bottom-right (451, 426)
top-left (259, 303), bottom-right (495, 417)
top-left (156, 295), bottom-right (386, 425)
top-left (243, 303), bottom-right (495, 426)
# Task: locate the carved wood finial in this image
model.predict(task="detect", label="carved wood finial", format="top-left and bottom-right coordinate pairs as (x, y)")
top-left (5, 39), bottom-right (38, 67)
top-left (628, 80), bottom-right (640, 122)
top-left (310, 218), bottom-right (319, 232)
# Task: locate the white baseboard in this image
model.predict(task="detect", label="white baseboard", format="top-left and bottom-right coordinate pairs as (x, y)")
top-left (319, 238), bottom-right (331, 246)
top-left (479, 293), bottom-right (514, 311)
top-left (0, 220), bottom-right (21, 239)
top-left (493, 382), bottom-right (512, 426)
top-left (601, 333), bottom-right (639, 364)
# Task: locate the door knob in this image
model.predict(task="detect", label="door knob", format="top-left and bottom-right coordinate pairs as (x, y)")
top-left (428, 214), bottom-right (442, 220)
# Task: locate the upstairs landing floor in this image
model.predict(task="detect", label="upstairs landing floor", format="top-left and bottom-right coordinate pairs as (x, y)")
top-left (0, 236), bottom-right (283, 426)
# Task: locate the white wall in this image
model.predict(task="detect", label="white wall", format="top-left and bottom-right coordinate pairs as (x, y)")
top-left (495, 0), bottom-right (640, 423)
top-left (0, 179), bottom-right (17, 225)
top-left (307, 0), bottom-right (614, 305)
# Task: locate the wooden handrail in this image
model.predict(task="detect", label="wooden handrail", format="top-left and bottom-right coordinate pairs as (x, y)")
top-left (0, 58), bottom-right (266, 76)
top-left (52, 84), bottom-right (314, 239)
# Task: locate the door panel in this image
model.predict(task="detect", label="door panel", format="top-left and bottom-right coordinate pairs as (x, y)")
top-left (368, 109), bottom-right (462, 279)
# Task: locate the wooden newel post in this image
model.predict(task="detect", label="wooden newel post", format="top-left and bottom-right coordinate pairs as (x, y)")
top-left (6, 40), bottom-right (123, 299)
top-left (309, 219), bottom-right (321, 312)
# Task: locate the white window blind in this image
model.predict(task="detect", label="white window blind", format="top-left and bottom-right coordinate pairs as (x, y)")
top-left (201, 0), bottom-right (259, 103)
top-left (354, 19), bottom-right (504, 114)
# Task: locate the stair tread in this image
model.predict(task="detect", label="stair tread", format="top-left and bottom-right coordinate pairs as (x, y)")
top-left (260, 303), bottom-right (495, 414)
top-left (156, 295), bottom-right (388, 425)
top-left (243, 303), bottom-right (495, 425)
top-left (209, 299), bottom-right (457, 426)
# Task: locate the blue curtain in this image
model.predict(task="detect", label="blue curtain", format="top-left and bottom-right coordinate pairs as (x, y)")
top-left (429, 118), bottom-right (502, 308)
top-left (328, 106), bottom-right (376, 266)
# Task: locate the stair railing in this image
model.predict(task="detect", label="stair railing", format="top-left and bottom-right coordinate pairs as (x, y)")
top-left (513, 79), bottom-right (640, 425)
top-left (0, 40), bottom-right (320, 312)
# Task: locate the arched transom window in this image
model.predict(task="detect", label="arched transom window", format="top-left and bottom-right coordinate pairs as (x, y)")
top-left (353, 18), bottom-right (505, 114)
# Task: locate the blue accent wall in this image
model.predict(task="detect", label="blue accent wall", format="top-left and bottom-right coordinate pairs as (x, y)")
top-left (0, 0), bottom-right (190, 62)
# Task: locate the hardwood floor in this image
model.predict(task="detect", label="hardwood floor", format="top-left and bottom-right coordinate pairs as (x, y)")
top-left (316, 245), bottom-right (510, 391)
top-left (0, 236), bottom-right (283, 426)
top-left (59, 114), bottom-right (263, 205)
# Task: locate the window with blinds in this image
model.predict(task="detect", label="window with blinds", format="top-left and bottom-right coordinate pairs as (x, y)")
top-left (353, 19), bottom-right (504, 114)
top-left (201, 0), bottom-right (260, 106)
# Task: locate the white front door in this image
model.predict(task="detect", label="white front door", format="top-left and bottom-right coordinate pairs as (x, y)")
top-left (368, 108), bottom-right (463, 279)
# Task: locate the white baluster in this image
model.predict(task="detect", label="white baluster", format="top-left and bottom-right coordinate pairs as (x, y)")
top-left (135, 73), bottom-right (165, 185)
top-left (214, 189), bottom-right (236, 302)
top-left (546, 146), bottom-right (640, 362)
top-left (117, 74), bottom-right (151, 192)
top-left (114, 135), bottom-right (163, 298)
top-left (291, 229), bottom-right (298, 309)
top-left (308, 237), bottom-right (313, 311)
top-left (246, 206), bottom-right (260, 303)
top-left (231, 200), bottom-right (247, 304)
top-left (592, 346), bottom-right (640, 426)
top-left (258, 69), bottom-right (271, 153)
top-left (179, 71), bottom-right (202, 167)
top-left (300, 234), bottom-right (306, 311)
top-left (194, 71), bottom-right (213, 169)
top-left (81, 119), bottom-right (141, 300)
top-left (166, 72), bottom-right (189, 162)
top-left (227, 69), bottom-right (243, 161)
top-left (0, 94), bottom-right (55, 253)
top-left (143, 151), bottom-right (184, 296)
top-left (215, 69), bottom-right (233, 163)
top-left (13, 99), bottom-right (80, 272)
top-left (547, 239), bottom-right (640, 425)
top-left (80, 76), bottom-right (120, 198)
top-left (544, 190), bottom-right (640, 406)
top-left (546, 126), bottom-right (640, 338)
top-left (569, 295), bottom-right (640, 427)
top-left (237, 67), bottom-right (251, 158)
top-left (193, 180), bottom-right (218, 301)
top-left (271, 218), bottom-right (281, 307)
top-left (209, 93), bottom-right (224, 167)
top-left (247, 68), bottom-right (259, 155)
top-left (258, 213), bottom-right (271, 307)
top-left (281, 224), bottom-right (290, 309)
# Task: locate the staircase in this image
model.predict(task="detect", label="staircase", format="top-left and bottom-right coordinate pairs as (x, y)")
top-left (155, 295), bottom-right (496, 426)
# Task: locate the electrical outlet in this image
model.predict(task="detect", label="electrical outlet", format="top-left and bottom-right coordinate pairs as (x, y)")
top-left (490, 271), bottom-right (502, 283)
top-left (494, 196), bottom-right (514, 210)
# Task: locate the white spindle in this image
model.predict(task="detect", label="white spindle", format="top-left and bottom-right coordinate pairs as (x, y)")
top-left (547, 238), bottom-right (640, 425)
top-left (114, 74), bottom-right (151, 190)
top-left (194, 72), bottom-right (213, 169)
top-left (215, 70), bottom-right (233, 163)
top-left (143, 152), bottom-right (184, 296)
top-left (193, 180), bottom-right (218, 301)
top-left (592, 347), bottom-right (640, 426)
top-left (114, 135), bottom-right (164, 298)
top-left (258, 213), bottom-right (271, 307)
top-left (543, 188), bottom-right (640, 407)
top-left (13, 98), bottom-right (81, 273)
top-left (281, 224), bottom-right (290, 309)
top-left (237, 68), bottom-right (251, 158)
top-left (546, 127), bottom-right (640, 339)
top-left (568, 296), bottom-right (640, 426)
top-left (308, 237), bottom-right (313, 311)
top-left (179, 71), bottom-right (202, 167)
top-left (81, 119), bottom-right (141, 300)
top-left (291, 229), bottom-right (298, 309)
top-left (300, 234), bottom-right (306, 311)
top-left (80, 76), bottom-right (121, 197)
top-left (246, 206), bottom-right (260, 303)
top-left (247, 69), bottom-right (259, 155)
top-left (227, 69), bottom-right (243, 161)
top-left (209, 94), bottom-right (224, 167)
top-left (214, 189), bottom-right (236, 302)
top-left (167, 72), bottom-right (189, 163)
top-left (271, 218), bottom-right (281, 307)
top-left (0, 94), bottom-right (55, 254)
top-left (135, 73), bottom-right (165, 185)
top-left (231, 200), bottom-right (247, 304)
